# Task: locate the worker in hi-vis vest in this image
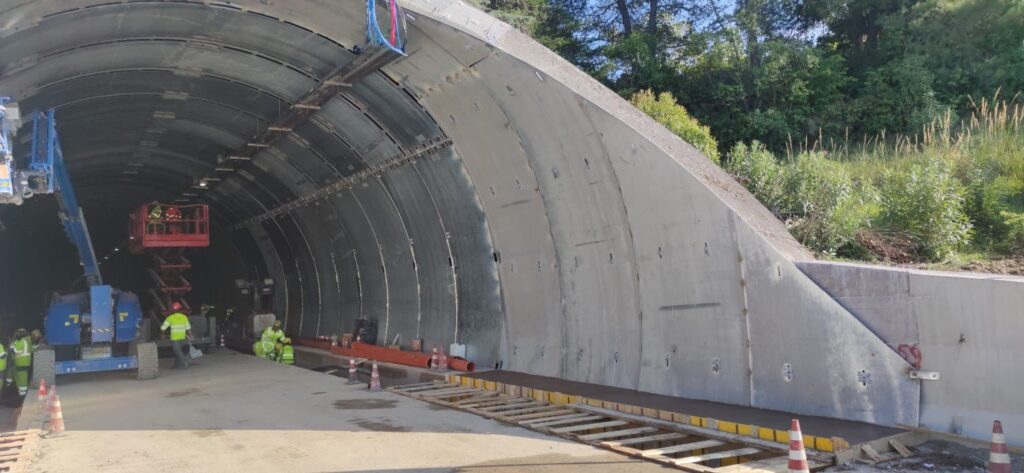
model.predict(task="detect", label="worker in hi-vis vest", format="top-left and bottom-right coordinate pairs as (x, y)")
top-left (256, 320), bottom-right (285, 361)
top-left (161, 302), bottom-right (192, 369)
top-left (276, 338), bottom-right (294, 365)
top-left (11, 329), bottom-right (31, 396)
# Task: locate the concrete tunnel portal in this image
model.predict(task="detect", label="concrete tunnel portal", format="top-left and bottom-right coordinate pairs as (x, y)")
top-left (0, 0), bottom-right (927, 432)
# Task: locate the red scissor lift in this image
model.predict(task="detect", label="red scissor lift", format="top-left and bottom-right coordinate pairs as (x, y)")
top-left (129, 204), bottom-right (210, 315)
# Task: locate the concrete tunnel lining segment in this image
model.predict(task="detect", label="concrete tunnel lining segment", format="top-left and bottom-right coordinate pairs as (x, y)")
top-left (0, 0), bottom-right (919, 427)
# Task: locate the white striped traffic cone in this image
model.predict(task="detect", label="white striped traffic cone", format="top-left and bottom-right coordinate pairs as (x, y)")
top-left (48, 393), bottom-right (65, 435)
top-left (438, 348), bottom-right (448, 371)
top-left (430, 347), bottom-right (439, 371)
top-left (788, 419), bottom-right (809, 473)
top-left (346, 358), bottom-right (360, 385)
top-left (37, 379), bottom-right (48, 412)
top-left (989, 420), bottom-right (1011, 473)
top-left (369, 363), bottom-right (382, 392)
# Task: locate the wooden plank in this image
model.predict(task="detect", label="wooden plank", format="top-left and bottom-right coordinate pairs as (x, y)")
top-left (391, 381), bottom-right (440, 391)
top-left (418, 387), bottom-right (480, 397)
top-left (478, 401), bottom-right (542, 412)
top-left (641, 439), bottom-right (725, 457)
top-left (460, 397), bottom-right (519, 408)
top-left (492, 404), bottom-right (557, 417)
top-left (518, 412), bottom-right (592, 425)
top-left (506, 408), bottom-right (577, 421)
top-left (889, 439), bottom-right (912, 458)
top-left (674, 447), bottom-right (761, 465)
top-left (399, 383), bottom-right (455, 393)
top-left (602, 432), bottom-right (687, 447)
top-left (528, 415), bottom-right (603, 428)
top-left (451, 392), bottom-right (499, 405)
top-left (861, 444), bottom-right (882, 462)
top-left (549, 420), bottom-right (629, 434)
top-left (577, 426), bottom-right (658, 441)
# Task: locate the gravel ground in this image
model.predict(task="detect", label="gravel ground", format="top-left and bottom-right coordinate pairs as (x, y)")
top-left (826, 440), bottom-right (1022, 472)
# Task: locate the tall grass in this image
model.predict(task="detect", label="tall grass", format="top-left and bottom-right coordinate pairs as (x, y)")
top-left (727, 97), bottom-right (1024, 262)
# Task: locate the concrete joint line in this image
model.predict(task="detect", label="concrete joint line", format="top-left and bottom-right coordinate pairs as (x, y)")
top-left (232, 136), bottom-right (454, 229)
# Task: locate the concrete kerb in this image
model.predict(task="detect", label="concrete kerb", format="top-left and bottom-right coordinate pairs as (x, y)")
top-left (445, 373), bottom-right (849, 454)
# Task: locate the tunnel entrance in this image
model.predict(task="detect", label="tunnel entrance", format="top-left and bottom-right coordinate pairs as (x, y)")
top-left (0, 0), bottom-right (933, 431)
top-left (0, 1), bottom-right (501, 367)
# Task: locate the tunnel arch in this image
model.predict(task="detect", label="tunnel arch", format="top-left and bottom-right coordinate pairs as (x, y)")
top-left (0, 0), bottom-right (920, 426)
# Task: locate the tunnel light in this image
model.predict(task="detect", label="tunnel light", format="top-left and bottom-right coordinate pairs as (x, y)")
top-left (183, 193), bottom-right (198, 197)
top-left (246, 142), bottom-right (269, 148)
top-left (228, 155), bottom-right (251, 161)
top-left (198, 181), bottom-right (208, 188)
top-left (204, 177), bottom-right (221, 182)
top-left (215, 167), bottom-right (233, 172)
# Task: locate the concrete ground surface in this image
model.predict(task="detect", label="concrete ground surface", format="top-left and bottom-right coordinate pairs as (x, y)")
top-left (19, 351), bottom-right (668, 473)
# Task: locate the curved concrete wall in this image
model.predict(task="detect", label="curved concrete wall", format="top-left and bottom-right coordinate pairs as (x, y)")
top-left (0, 0), bottom-right (918, 426)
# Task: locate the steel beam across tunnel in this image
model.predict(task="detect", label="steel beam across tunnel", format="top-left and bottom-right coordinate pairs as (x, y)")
top-left (0, 0), bottom-right (923, 428)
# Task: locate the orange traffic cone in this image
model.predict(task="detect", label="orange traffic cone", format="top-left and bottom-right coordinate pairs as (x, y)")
top-left (37, 379), bottom-right (48, 411)
top-left (430, 347), bottom-right (439, 371)
top-left (788, 419), bottom-right (809, 473)
top-left (346, 358), bottom-right (360, 385)
top-left (369, 363), bottom-right (382, 392)
top-left (47, 393), bottom-right (65, 435)
top-left (438, 349), bottom-right (449, 371)
top-left (44, 385), bottom-right (57, 416)
top-left (989, 420), bottom-right (1011, 473)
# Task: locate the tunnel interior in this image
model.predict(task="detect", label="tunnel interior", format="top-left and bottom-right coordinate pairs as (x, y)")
top-left (0, 1), bottom-right (503, 365)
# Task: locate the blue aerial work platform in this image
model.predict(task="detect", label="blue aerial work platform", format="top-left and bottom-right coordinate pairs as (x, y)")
top-left (0, 98), bottom-right (158, 384)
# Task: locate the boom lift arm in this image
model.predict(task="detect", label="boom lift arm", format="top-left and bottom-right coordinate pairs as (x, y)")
top-left (0, 100), bottom-right (102, 285)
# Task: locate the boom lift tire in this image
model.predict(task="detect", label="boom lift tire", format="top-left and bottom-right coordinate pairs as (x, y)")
top-left (134, 342), bottom-right (159, 380)
top-left (31, 348), bottom-right (56, 389)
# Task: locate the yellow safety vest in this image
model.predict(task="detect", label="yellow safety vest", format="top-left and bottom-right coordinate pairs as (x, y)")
top-left (0, 343), bottom-right (7, 372)
top-left (161, 312), bottom-right (191, 341)
top-left (12, 338), bottom-right (31, 367)
top-left (261, 327), bottom-right (284, 344)
top-left (279, 345), bottom-right (294, 364)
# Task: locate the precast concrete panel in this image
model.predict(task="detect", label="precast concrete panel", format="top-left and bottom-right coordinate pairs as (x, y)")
top-left (413, 148), bottom-right (503, 367)
top-left (472, 54), bottom-right (641, 388)
top-left (329, 190), bottom-right (388, 343)
top-left (418, 73), bottom-right (561, 376)
top-left (1, 41), bottom-right (312, 102)
top-left (380, 167), bottom-right (457, 351)
top-left (737, 223), bottom-right (919, 425)
top-left (318, 98), bottom-right (402, 167)
top-left (350, 178), bottom-right (420, 347)
top-left (348, 78), bottom-right (442, 146)
top-left (799, 261), bottom-right (1024, 444)
top-left (588, 111), bottom-right (750, 405)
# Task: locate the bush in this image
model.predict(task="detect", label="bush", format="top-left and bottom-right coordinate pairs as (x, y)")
top-left (631, 90), bottom-right (721, 163)
top-left (726, 143), bottom-right (876, 255)
top-left (781, 151), bottom-right (877, 255)
top-left (878, 157), bottom-right (972, 260)
top-left (725, 141), bottom-right (785, 212)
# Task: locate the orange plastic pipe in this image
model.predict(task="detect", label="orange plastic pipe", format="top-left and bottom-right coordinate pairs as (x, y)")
top-left (293, 338), bottom-right (475, 372)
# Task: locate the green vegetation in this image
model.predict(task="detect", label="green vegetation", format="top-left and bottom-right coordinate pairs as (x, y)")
top-left (630, 90), bottom-right (720, 163)
top-left (727, 100), bottom-right (1024, 263)
top-left (471, 0), bottom-right (1024, 267)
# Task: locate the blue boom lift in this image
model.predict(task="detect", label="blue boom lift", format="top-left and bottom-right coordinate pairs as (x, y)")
top-left (0, 98), bottom-right (158, 385)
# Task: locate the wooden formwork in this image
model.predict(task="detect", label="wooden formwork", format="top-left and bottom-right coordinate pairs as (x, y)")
top-left (390, 381), bottom-right (833, 472)
top-left (0, 430), bottom-right (40, 473)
